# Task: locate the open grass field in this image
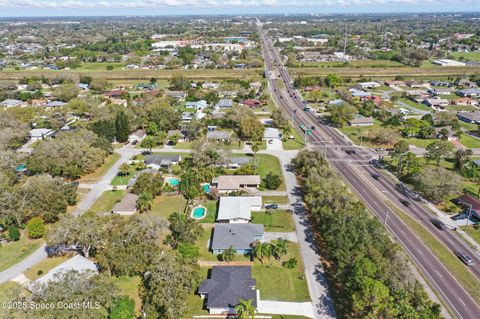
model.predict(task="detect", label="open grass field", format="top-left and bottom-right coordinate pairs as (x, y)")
top-left (459, 134), bottom-right (480, 148)
top-left (256, 153), bottom-right (286, 191)
top-left (293, 59), bottom-right (404, 68)
top-left (464, 225), bottom-right (480, 245)
top-left (78, 153), bottom-right (120, 183)
top-left (0, 68), bottom-right (262, 80)
top-left (450, 51), bottom-right (480, 62)
top-left (77, 62), bottom-right (124, 71)
top-left (113, 275), bottom-right (142, 316)
top-left (385, 200), bottom-right (480, 305)
top-left (251, 210), bottom-right (295, 232)
top-left (283, 125), bottom-right (305, 150)
top-left (0, 237), bottom-right (44, 272)
top-left (150, 194), bottom-right (188, 219)
top-left (90, 190), bottom-right (125, 213)
top-left (0, 281), bottom-right (22, 303)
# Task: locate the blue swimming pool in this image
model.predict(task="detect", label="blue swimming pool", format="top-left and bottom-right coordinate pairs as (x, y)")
top-left (167, 178), bottom-right (180, 186)
top-left (203, 184), bottom-right (210, 193)
top-left (192, 206), bottom-right (206, 219)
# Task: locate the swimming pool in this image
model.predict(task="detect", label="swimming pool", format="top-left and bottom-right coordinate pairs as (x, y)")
top-left (167, 177), bottom-right (180, 186)
top-left (203, 184), bottom-right (210, 193)
top-left (191, 206), bottom-right (207, 219)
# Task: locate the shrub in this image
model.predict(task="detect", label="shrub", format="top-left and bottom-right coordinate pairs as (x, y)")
top-left (282, 257), bottom-right (298, 270)
top-left (27, 217), bottom-right (46, 239)
top-left (8, 226), bottom-right (20, 241)
top-left (263, 173), bottom-right (281, 190)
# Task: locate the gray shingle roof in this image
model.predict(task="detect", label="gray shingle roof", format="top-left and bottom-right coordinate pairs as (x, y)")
top-left (145, 154), bottom-right (181, 166)
top-left (211, 223), bottom-right (264, 251)
top-left (198, 266), bottom-right (257, 309)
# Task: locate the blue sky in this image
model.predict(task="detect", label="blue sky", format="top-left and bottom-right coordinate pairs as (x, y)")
top-left (0, 0), bottom-right (477, 17)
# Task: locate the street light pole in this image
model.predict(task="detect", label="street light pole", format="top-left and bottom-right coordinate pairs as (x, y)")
top-left (464, 203), bottom-right (473, 231)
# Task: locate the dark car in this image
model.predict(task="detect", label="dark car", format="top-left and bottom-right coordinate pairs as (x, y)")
top-left (371, 173), bottom-right (380, 180)
top-left (400, 200), bottom-right (411, 207)
top-left (432, 219), bottom-right (447, 230)
top-left (265, 204), bottom-right (278, 209)
top-left (456, 252), bottom-right (474, 266)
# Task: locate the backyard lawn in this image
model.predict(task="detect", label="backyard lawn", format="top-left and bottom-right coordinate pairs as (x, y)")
top-left (78, 153), bottom-right (120, 183)
top-left (252, 242), bottom-right (310, 302)
top-left (263, 196), bottom-right (290, 204)
top-left (0, 237), bottom-right (44, 272)
top-left (150, 194), bottom-right (188, 219)
top-left (252, 210), bottom-right (295, 232)
top-left (113, 275), bottom-right (142, 317)
top-left (200, 200), bottom-right (218, 223)
top-left (90, 190), bottom-right (125, 213)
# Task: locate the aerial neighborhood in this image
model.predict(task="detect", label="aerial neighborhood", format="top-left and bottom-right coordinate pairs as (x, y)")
top-left (0, 10), bottom-right (480, 319)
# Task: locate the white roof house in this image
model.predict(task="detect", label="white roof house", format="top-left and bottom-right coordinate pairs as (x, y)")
top-left (263, 127), bottom-right (281, 140)
top-left (1, 99), bottom-right (24, 108)
top-left (217, 196), bottom-right (262, 223)
top-left (29, 128), bottom-right (54, 140)
top-left (31, 255), bottom-right (97, 290)
top-left (358, 81), bottom-right (381, 89)
top-left (432, 59), bottom-right (466, 67)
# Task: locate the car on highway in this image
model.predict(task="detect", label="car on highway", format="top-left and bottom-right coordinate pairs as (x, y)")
top-left (456, 252), bottom-right (474, 266)
top-left (265, 204), bottom-right (278, 209)
top-left (310, 125), bottom-right (316, 130)
top-left (431, 219), bottom-right (447, 230)
top-left (400, 199), bottom-right (411, 207)
top-left (371, 173), bottom-right (380, 180)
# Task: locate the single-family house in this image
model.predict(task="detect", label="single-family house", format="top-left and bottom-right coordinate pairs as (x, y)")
top-left (217, 196), bottom-right (262, 223)
top-left (430, 81), bottom-right (452, 87)
top-left (358, 81), bottom-right (380, 89)
top-left (457, 88), bottom-right (480, 97)
top-left (455, 194), bottom-right (480, 223)
top-left (361, 95), bottom-right (382, 106)
top-left (30, 255), bottom-right (97, 291)
top-left (128, 129), bottom-right (146, 144)
top-left (212, 175), bottom-right (261, 193)
top-left (45, 101), bottom-right (66, 108)
top-left (145, 154), bottom-right (182, 169)
top-left (1, 99), bottom-right (24, 108)
top-left (202, 82), bottom-right (219, 90)
top-left (185, 100), bottom-right (208, 110)
top-left (351, 90), bottom-right (371, 98)
top-left (137, 83), bottom-right (158, 90)
top-left (457, 111), bottom-right (480, 124)
top-left (31, 99), bottom-right (47, 107)
top-left (112, 193), bottom-right (139, 215)
top-left (453, 98), bottom-right (479, 107)
top-left (429, 88), bottom-right (452, 95)
top-left (405, 80), bottom-right (423, 88)
top-left (384, 80), bottom-right (405, 87)
top-left (434, 127), bottom-right (458, 141)
top-left (249, 81), bottom-right (262, 91)
top-left (216, 99), bottom-right (233, 108)
top-left (424, 98), bottom-right (449, 107)
top-left (225, 156), bottom-right (251, 169)
top-left (207, 130), bottom-right (231, 142)
top-left (456, 78), bottom-right (477, 88)
top-left (241, 99), bottom-right (261, 108)
top-left (198, 266), bottom-right (257, 315)
top-left (29, 128), bottom-right (54, 140)
top-left (105, 90), bottom-right (125, 98)
top-left (211, 223), bottom-right (264, 254)
top-left (166, 91), bottom-right (187, 100)
top-left (263, 127), bottom-right (281, 140)
top-left (348, 115), bottom-right (374, 127)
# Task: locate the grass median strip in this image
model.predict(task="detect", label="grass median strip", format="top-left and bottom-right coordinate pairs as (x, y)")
top-left (385, 200), bottom-right (480, 305)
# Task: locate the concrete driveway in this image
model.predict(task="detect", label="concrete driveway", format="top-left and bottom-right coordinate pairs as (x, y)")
top-left (266, 138), bottom-right (283, 151)
top-left (257, 299), bottom-right (315, 318)
top-left (264, 231), bottom-right (298, 243)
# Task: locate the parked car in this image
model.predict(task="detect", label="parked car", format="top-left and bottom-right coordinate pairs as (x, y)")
top-left (432, 219), bottom-right (447, 230)
top-left (400, 200), bottom-right (411, 207)
top-left (456, 252), bottom-right (474, 266)
top-left (265, 204), bottom-right (278, 209)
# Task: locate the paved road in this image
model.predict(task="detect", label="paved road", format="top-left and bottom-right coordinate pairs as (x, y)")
top-left (260, 25), bottom-right (480, 319)
top-left (0, 244), bottom-right (47, 284)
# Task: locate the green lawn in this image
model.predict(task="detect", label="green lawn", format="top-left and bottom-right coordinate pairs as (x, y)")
top-left (256, 154), bottom-right (286, 191)
top-left (283, 126), bottom-right (305, 150)
top-left (111, 172), bottom-right (135, 186)
top-left (385, 200), bottom-right (480, 305)
top-left (450, 51), bottom-right (480, 62)
top-left (253, 242), bottom-right (310, 302)
top-left (263, 196), bottom-right (290, 204)
top-left (459, 134), bottom-right (480, 148)
top-left (196, 228), bottom-right (216, 261)
top-left (24, 256), bottom-right (69, 280)
top-left (150, 194), bottom-right (188, 219)
top-left (252, 210), bottom-right (295, 232)
top-left (0, 281), bottom-right (22, 303)
top-left (402, 137), bottom-right (434, 148)
top-left (173, 141), bottom-right (194, 149)
top-left (113, 275), bottom-right (142, 317)
top-left (90, 190), bottom-right (125, 213)
top-left (78, 62), bottom-right (124, 71)
top-left (0, 237), bottom-right (44, 272)
top-left (397, 98), bottom-right (432, 112)
top-left (201, 200), bottom-right (218, 223)
top-left (464, 225), bottom-right (480, 245)
top-left (79, 153), bottom-right (120, 183)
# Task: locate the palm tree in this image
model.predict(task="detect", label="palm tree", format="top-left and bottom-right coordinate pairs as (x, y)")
top-left (272, 238), bottom-right (289, 260)
top-left (118, 163), bottom-right (131, 177)
top-left (235, 299), bottom-right (256, 319)
top-left (136, 192), bottom-right (153, 213)
top-left (252, 241), bottom-right (271, 264)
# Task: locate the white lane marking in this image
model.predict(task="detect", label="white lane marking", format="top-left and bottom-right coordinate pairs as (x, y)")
top-left (417, 248), bottom-right (424, 256)
top-left (436, 270), bottom-right (444, 278)
top-left (447, 238), bottom-right (454, 245)
top-left (400, 230), bottom-right (406, 236)
top-left (457, 297), bottom-right (466, 307)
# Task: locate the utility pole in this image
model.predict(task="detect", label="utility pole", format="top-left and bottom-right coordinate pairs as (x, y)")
top-left (343, 23), bottom-right (348, 62)
top-left (464, 203), bottom-right (473, 231)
